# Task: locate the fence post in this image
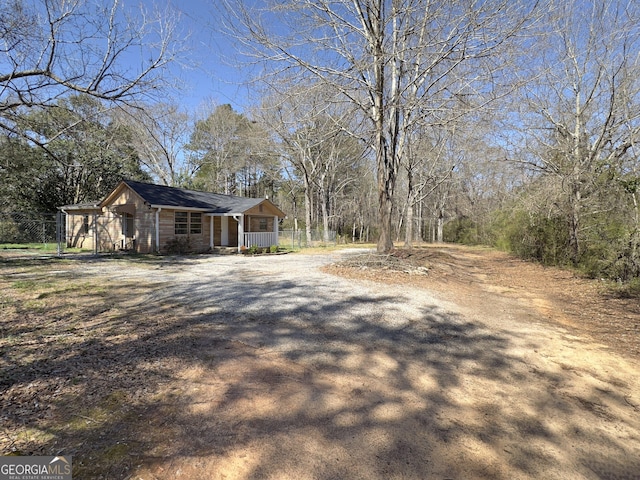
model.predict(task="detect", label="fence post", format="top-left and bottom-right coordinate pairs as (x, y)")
top-left (56, 211), bottom-right (63, 257)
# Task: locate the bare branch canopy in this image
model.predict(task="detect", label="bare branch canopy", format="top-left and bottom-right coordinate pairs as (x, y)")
top-left (0, 0), bottom-right (183, 140)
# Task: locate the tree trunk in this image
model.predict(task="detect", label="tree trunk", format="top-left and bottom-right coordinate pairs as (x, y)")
top-left (568, 185), bottom-right (581, 264)
top-left (404, 168), bottom-right (416, 248)
top-left (303, 174), bottom-right (313, 247)
top-left (371, 0), bottom-right (396, 254)
top-left (631, 192), bottom-right (640, 278)
top-left (405, 201), bottom-right (414, 248)
top-left (378, 187), bottom-right (394, 252)
top-left (417, 198), bottom-right (423, 242)
top-left (437, 206), bottom-right (445, 243)
top-left (320, 187), bottom-right (330, 243)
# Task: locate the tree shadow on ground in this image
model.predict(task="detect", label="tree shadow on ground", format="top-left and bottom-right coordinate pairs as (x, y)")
top-left (1, 256), bottom-right (639, 479)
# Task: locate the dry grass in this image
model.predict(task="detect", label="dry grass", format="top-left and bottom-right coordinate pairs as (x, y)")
top-left (0, 256), bottom-right (188, 478)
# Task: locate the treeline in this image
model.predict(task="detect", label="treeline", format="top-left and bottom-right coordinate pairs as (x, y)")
top-left (0, 97), bottom-right (378, 244)
top-left (2, 0), bottom-right (640, 283)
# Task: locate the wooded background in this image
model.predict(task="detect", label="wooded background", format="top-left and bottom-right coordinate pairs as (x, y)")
top-left (1, 0), bottom-right (639, 281)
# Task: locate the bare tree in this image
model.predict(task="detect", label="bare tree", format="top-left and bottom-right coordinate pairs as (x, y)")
top-left (260, 86), bottom-right (330, 244)
top-left (259, 82), bottom-right (364, 244)
top-left (120, 103), bottom-right (192, 187)
top-left (1, 0), bottom-right (183, 149)
top-left (221, 0), bottom-right (538, 252)
top-left (512, 0), bottom-right (640, 264)
top-left (397, 124), bottom-right (455, 246)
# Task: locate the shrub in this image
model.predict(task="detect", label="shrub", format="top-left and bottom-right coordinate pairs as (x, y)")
top-left (164, 236), bottom-right (192, 254)
top-left (443, 217), bottom-right (479, 245)
top-left (248, 244), bottom-right (259, 254)
top-left (269, 245), bottom-right (278, 253)
top-left (488, 209), bottom-right (569, 266)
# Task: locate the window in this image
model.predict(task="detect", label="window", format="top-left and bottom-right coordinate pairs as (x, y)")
top-left (259, 218), bottom-right (268, 231)
top-left (83, 215), bottom-right (90, 234)
top-left (175, 211), bottom-right (202, 235)
top-left (190, 213), bottom-right (202, 234)
top-left (175, 212), bottom-right (188, 235)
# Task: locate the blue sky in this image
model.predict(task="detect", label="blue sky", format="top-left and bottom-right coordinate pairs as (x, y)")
top-left (0, 0), bottom-right (252, 114)
top-left (164, 1), bottom-right (252, 113)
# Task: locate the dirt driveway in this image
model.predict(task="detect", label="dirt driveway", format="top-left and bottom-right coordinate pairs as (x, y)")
top-left (1, 247), bottom-right (640, 479)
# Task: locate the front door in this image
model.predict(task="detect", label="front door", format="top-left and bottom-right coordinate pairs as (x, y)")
top-left (121, 213), bottom-right (134, 249)
top-left (221, 216), bottom-right (229, 246)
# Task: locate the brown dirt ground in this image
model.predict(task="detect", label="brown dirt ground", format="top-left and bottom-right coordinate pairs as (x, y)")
top-left (324, 244), bottom-right (640, 361)
top-left (1, 246), bottom-right (640, 479)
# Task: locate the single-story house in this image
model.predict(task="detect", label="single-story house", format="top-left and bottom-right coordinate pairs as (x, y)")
top-left (59, 180), bottom-right (286, 254)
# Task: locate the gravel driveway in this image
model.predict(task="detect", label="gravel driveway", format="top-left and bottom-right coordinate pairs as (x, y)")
top-left (44, 250), bottom-right (640, 478)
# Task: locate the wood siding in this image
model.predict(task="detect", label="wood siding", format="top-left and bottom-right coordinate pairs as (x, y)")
top-left (158, 210), bottom-right (211, 253)
top-left (102, 188), bottom-right (154, 253)
top-left (246, 215), bottom-right (274, 233)
top-left (66, 212), bottom-right (97, 250)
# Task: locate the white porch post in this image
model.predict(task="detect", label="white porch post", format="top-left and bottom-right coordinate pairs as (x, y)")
top-left (274, 215), bottom-right (279, 246)
top-left (235, 215), bottom-right (244, 252)
top-left (155, 208), bottom-right (161, 253)
top-left (221, 216), bottom-right (229, 246)
top-left (210, 215), bottom-right (214, 249)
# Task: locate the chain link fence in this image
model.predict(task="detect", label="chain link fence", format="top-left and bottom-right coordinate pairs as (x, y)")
top-left (0, 213), bottom-right (337, 255)
top-left (278, 229), bottom-right (337, 249)
top-left (0, 212), bottom-right (65, 252)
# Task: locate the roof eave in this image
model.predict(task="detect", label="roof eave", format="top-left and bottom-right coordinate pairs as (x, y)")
top-left (149, 204), bottom-right (234, 213)
top-left (59, 204), bottom-right (101, 211)
top-left (204, 212), bottom-right (245, 216)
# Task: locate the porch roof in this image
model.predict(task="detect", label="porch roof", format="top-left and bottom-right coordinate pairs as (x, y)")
top-left (59, 202), bottom-right (101, 212)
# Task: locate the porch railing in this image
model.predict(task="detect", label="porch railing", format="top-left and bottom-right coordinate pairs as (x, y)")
top-left (244, 231), bottom-right (277, 247)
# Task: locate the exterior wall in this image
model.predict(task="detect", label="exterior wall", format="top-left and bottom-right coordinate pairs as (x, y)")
top-left (66, 212), bottom-right (98, 250)
top-left (246, 215), bottom-right (274, 233)
top-left (135, 210), bottom-right (156, 253)
top-left (212, 216), bottom-right (224, 246)
top-left (157, 209), bottom-right (213, 253)
top-left (95, 211), bottom-right (126, 252)
top-left (100, 188), bottom-right (156, 253)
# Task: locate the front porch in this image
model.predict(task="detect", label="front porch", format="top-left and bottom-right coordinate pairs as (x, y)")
top-left (207, 213), bottom-right (280, 252)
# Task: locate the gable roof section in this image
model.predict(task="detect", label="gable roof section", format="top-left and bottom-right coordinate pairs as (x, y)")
top-left (102, 180), bottom-right (285, 217)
